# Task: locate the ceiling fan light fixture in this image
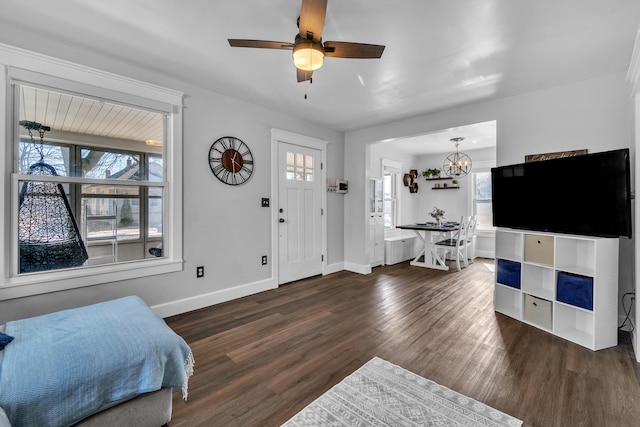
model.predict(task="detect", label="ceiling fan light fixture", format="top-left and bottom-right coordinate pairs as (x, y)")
top-left (292, 40), bottom-right (324, 71)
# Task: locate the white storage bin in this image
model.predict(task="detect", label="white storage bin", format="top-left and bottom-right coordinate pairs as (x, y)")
top-left (524, 234), bottom-right (554, 266)
top-left (524, 294), bottom-right (552, 330)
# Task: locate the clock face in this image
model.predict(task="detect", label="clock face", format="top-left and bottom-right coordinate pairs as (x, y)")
top-left (208, 136), bottom-right (254, 185)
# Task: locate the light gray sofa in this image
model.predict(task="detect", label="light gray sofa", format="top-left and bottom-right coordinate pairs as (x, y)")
top-left (0, 388), bottom-right (171, 427)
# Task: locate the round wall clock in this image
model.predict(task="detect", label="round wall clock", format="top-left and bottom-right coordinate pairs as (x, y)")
top-left (208, 136), bottom-right (254, 185)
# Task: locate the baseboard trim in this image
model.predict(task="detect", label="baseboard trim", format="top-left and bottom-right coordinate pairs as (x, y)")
top-left (344, 262), bottom-right (372, 275)
top-left (324, 262), bottom-right (344, 275)
top-left (151, 277), bottom-right (277, 318)
top-left (476, 250), bottom-right (495, 259)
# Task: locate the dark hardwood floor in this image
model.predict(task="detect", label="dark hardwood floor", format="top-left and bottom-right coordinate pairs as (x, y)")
top-left (166, 259), bottom-right (640, 427)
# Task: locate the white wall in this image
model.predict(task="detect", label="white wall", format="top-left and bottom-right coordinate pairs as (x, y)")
top-left (345, 73), bottom-right (635, 315)
top-left (0, 44), bottom-right (344, 323)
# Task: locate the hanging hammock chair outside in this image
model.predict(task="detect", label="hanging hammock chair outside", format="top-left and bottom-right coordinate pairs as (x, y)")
top-left (18, 121), bottom-right (89, 273)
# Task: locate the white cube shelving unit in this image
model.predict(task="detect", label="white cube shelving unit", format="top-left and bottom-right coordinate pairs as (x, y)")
top-left (494, 228), bottom-right (619, 351)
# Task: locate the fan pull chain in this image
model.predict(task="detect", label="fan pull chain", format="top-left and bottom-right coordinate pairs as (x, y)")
top-left (304, 76), bottom-right (313, 100)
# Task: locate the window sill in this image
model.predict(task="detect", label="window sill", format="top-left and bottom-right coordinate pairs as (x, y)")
top-left (0, 258), bottom-right (184, 301)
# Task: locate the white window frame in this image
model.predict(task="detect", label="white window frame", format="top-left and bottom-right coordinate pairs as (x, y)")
top-left (0, 43), bottom-right (184, 300)
top-left (381, 159), bottom-right (402, 230)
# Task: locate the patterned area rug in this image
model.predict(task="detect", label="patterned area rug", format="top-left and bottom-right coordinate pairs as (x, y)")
top-left (282, 357), bottom-right (522, 426)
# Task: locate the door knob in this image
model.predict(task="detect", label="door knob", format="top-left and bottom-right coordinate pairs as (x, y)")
top-left (279, 218), bottom-right (285, 223)
top-left (279, 208), bottom-right (284, 213)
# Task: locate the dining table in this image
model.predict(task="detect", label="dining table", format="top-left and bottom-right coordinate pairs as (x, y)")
top-left (396, 222), bottom-right (460, 271)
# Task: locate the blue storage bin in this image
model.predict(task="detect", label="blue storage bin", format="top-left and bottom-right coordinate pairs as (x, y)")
top-left (497, 259), bottom-right (521, 289)
top-left (557, 272), bottom-right (593, 311)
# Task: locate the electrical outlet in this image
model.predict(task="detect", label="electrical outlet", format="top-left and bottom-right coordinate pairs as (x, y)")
top-left (196, 266), bottom-right (204, 278)
top-left (261, 198), bottom-right (270, 207)
top-left (262, 255), bottom-right (268, 265)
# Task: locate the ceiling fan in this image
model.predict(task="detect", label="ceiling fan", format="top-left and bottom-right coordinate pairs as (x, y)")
top-left (228, 0), bottom-right (385, 83)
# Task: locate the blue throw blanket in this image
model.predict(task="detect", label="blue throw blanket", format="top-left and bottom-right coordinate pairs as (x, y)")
top-left (0, 296), bottom-right (194, 427)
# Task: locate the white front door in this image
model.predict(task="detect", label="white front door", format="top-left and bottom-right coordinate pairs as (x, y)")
top-left (278, 141), bottom-right (322, 284)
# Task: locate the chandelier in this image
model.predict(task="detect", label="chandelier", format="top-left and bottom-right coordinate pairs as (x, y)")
top-left (443, 137), bottom-right (472, 178)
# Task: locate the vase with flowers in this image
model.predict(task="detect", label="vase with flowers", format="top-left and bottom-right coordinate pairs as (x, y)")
top-left (430, 206), bottom-right (445, 227)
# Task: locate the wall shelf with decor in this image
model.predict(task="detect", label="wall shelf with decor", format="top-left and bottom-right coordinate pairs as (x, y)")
top-left (427, 177), bottom-right (460, 190)
top-left (494, 228), bottom-right (619, 351)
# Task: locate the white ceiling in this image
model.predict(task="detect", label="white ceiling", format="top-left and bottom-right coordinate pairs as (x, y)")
top-left (1, 0), bottom-right (639, 137)
top-left (383, 120), bottom-right (497, 156)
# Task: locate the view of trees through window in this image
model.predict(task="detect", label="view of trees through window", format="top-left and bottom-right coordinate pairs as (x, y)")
top-left (19, 140), bottom-right (163, 244)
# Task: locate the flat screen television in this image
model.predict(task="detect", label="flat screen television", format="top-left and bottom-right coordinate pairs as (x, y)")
top-left (491, 148), bottom-right (632, 238)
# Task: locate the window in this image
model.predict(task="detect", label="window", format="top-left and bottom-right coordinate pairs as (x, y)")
top-left (1, 49), bottom-right (183, 298)
top-left (472, 171), bottom-right (494, 230)
top-left (383, 167), bottom-right (400, 229)
top-left (15, 86), bottom-right (165, 272)
top-left (286, 151), bottom-right (314, 181)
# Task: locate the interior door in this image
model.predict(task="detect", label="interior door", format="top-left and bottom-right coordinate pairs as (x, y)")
top-left (278, 142), bottom-right (322, 284)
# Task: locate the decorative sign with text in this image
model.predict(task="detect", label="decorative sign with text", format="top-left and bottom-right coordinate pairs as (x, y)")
top-left (525, 149), bottom-right (588, 163)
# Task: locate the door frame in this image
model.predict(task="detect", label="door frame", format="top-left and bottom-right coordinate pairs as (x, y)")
top-left (270, 128), bottom-right (328, 285)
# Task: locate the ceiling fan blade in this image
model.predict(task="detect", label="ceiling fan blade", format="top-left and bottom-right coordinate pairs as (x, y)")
top-left (323, 41), bottom-right (385, 58)
top-left (297, 68), bottom-right (313, 82)
top-left (299, 0), bottom-right (327, 42)
top-left (228, 39), bottom-right (294, 50)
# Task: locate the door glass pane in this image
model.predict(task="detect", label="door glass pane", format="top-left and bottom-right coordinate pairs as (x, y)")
top-left (304, 155), bottom-right (314, 181)
top-left (286, 152), bottom-right (295, 180)
top-left (286, 166), bottom-right (295, 180)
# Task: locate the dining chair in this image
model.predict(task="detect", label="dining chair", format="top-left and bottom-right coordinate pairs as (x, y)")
top-left (434, 216), bottom-right (469, 271)
top-left (465, 214), bottom-right (478, 264)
